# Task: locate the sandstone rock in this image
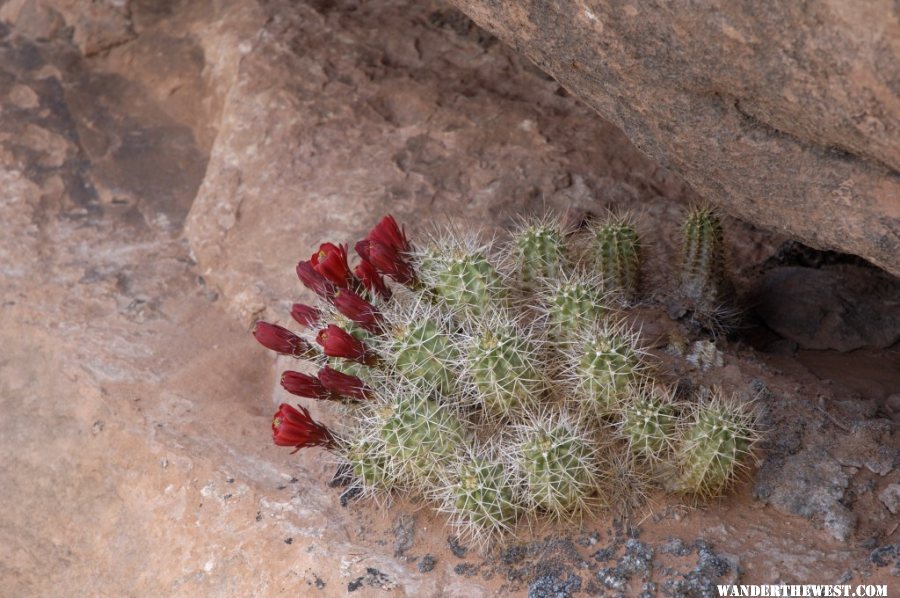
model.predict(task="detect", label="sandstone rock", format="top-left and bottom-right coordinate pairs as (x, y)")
top-left (754, 446), bottom-right (856, 542)
top-left (184, 0), bottom-right (679, 326)
top-left (2, 0), bottom-right (135, 54)
top-left (880, 484), bottom-right (900, 515)
top-left (0, 1), bottom-right (477, 594)
top-left (446, 0), bottom-right (900, 277)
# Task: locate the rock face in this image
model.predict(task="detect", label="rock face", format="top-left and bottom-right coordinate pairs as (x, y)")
top-left (184, 0), bottom-right (682, 326)
top-left (446, 0), bottom-right (900, 277)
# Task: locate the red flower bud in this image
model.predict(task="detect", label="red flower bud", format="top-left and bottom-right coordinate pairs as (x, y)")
top-left (253, 322), bottom-right (314, 358)
top-left (316, 324), bottom-right (372, 364)
top-left (290, 303), bottom-right (321, 328)
top-left (281, 370), bottom-right (333, 400)
top-left (355, 260), bottom-right (392, 301)
top-left (318, 366), bottom-right (371, 401)
top-left (272, 403), bottom-right (336, 452)
top-left (356, 239), bottom-right (416, 286)
top-left (310, 242), bottom-right (356, 289)
top-left (367, 215), bottom-right (411, 254)
top-left (334, 289), bottom-right (383, 333)
top-left (296, 260), bottom-right (336, 302)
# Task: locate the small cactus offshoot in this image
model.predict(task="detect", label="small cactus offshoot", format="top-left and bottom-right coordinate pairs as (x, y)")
top-left (617, 383), bottom-right (679, 462)
top-left (254, 213), bottom-right (763, 543)
top-left (377, 301), bottom-right (460, 394)
top-left (340, 430), bottom-right (393, 499)
top-left (511, 217), bottom-right (567, 289)
top-left (379, 390), bottom-right (467, 489)
top-left (540, 273), bottom-right (607, 341)
top-left (590, 212), bottom-right (641, 301)
top-left (565, 321), bottom-right (648, 418)
top-left (676, 205), bottom-right (739, 334)
top-left (679, 205), bottom-right (727, 303)
top-left (418, 234), bottom-right (506, 316)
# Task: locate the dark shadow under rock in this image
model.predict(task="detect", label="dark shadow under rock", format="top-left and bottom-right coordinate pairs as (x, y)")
top-left (750, 265), bottom-right (900, 351)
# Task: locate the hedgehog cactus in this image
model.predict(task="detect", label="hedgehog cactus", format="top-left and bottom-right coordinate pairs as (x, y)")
top-left (590, 213), bottom-right (641, 301)
top-left (541, 275), bottom-right (607, 341)
top-left (379, 308), bottom-right (460, 395)
top-left (566, 322), bottom-right (646, 417)
top-left (464, 313), bottom-right (545, 419)
top-left (512, 411), bottom-right (601, 517)
top-left (341, 432), bottom-right (393, 497)
top-left (676, 389), bottom-right (759, 498)
top-left (379, 391), bottom-right (467, 488)
top-left (437, 447), bottom-right (520, 544)
top-left (617, 384), bottom-right (678, 462)
top-left (254, 212), bottom-right (763, 543)
top-left (679, 205), bottom-right (728, 304)
top-left (512, 218), bottom-right (567, 288)
top-left (422, 236), bottom-right (505, 316)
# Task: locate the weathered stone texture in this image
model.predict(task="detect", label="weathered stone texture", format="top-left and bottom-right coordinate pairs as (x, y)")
top-left (447, 0), bottom-right (900, 276)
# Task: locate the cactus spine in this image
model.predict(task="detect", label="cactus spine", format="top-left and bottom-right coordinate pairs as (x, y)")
top-left (590, 213), bottom-right (641, 301)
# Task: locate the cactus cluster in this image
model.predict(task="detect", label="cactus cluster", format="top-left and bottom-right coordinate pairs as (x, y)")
top-left (258, 212), bottom-right (760, 545)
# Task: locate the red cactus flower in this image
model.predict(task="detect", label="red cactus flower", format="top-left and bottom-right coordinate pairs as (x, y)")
top-left (310, 242), bottom-right (355, 289)
top-left (356, 239), bottom-right (416, 285)
top-left (253, 322), bottom-right (314, 358)
top-left (355, 260), bottom-right (392, 301)
top-left (367, 215), bottom-right (411, 254)
top-left (296, 260), bottom-right (336, 302)
top-left (290, 303), bottom-right (321, 328)
top-left (272, 403), bottom-right (336, 452)
top-left (318, 366), bottom-right (371, 401)
top-left (316, 324), bottom-right (372, 364)
top-left (334, 289), bottom-right (383, 333)
top-left (281, 371), bottom-right (333, 400)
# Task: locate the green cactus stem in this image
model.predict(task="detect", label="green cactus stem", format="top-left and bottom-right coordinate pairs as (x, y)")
top-left (676, 389), bottom-right (759, 498)
top-left (437, 448), bottom-right (521, 544)
top-left (512, 219), bottom-right (567, 289)
top-left (679, 205), bottom-right (728, 304)
top-left (513, 411), bottom-right (599, 517)
top-left (590, 213), bottom-right (641, 301)
top-left (567, 322), bottom-right (647, 417)
top-left (380, 393), bottom-right (467, 488)
top-left (465, 315), bottom-right (545, 419)
top-left (377, 301), bottom-right (461, 394)
top-left (541, 275), bottom-right (607, 341)
top-left (617, 384), bottom-right (678, 462)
